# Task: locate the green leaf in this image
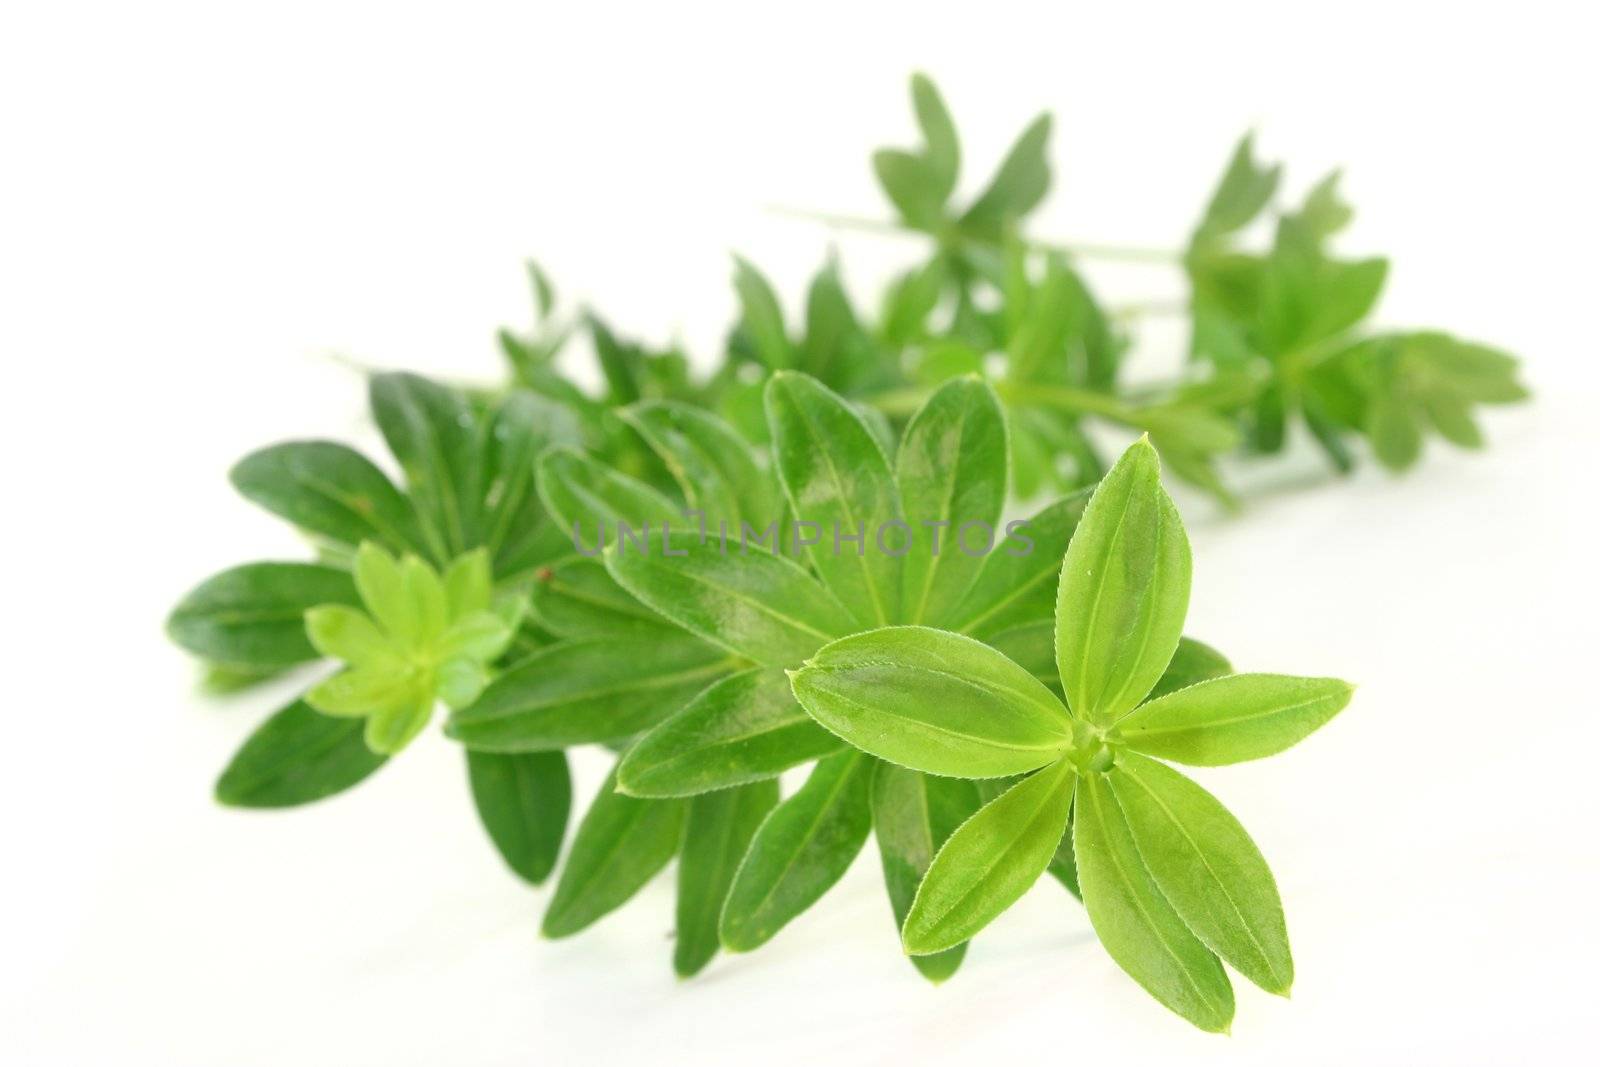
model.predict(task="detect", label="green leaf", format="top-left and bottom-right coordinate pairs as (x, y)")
top-left (369, 372), bottom-right (484, 560)
top-left (1109, 752), bottom-right (1292, 995)
top-left (214, 698), bottom-right (387, 808)
top-left (303, 604), bottom-right (391, 665)
top-left (1115, 673), bottom-right (1353, 766)
top-left (901, 758), bottom-right (1074, 955)
top-left (719, 750), bottom-right (873, 952)
top-left (871, 762), bottom-right (981, 982)
top-left (536, 445), bottom-right (684, 549)
top-left (466, 749), bottom-right (571, 885)
top-left (619, 400), bottom-right (779, 529)
top-left (542, 765), bottom-right (686, 938)
top-left (587, 314), bottom-right (643, 404)
top-left (168, 562), bottom-right (360, 668)
top-left (734, 256), bottom-right (794, 369)
top-left (1298, 171), bottom-right (1353, 242)
top-left (1368, 395), bottom-right (1422, 470)
top-left (445, 635), bottom-right (733, 752)
top-left (880, 257), bottom-right (948, 347)
top-left (529, 556), bottom-right (672, 639)
top-left (874, 149), bottom-right (945, 231)
top-left (229, 441), bottom-right (426, 556)
top-left (1074, 774), bottom-right (1234, 1033)
top-left (618, 668), bottom-right (843, 798)
top-left (352, 542), bottom-right (422, 648)
top-left (764, 372), bottom-right (903, 628)
top-left (910, 72), bottom-right (959, 202)
top-left (1148, 637), bottom-right (1233, 701)
top-left (942, 490), bottom-right (1091, 638)
top-left (897, 377), bottom-right (1009, 626)
top-left (482, 391), bottom-right (582, 572)
top-left (675, 780), bottom-right (780, 977)
top-left (1194, 133), bottom-right (1280, 241)
top-left (604, 533), bottom-right (858, 667)
top-left (1054, 439), bottom-right (1191, 723)
top-left (961, 113), bottom-right (1052, 240)
top-left (791, 627), bottom-right (1072, 778)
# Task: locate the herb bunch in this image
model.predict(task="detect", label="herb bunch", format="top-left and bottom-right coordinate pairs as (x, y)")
top-left (169, 73), bottom-right (1520, 1031)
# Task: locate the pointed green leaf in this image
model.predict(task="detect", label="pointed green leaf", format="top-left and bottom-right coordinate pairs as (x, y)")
top-left (733, 256), bottom-right (794, 369)
top-left (961, 113), bottom-right (1052, 240)
top-left (542, 766), bottom-right (685, 938)
top-left (1148, 637), bottom-right (1233, 701)
top-left (1115, 673), bottom-right (1353, 766)
top-left (910, 72), bottom-right (959, 201)
top-left (1074, 775), bottom-right (1234, 1033)
top-left (1055, 439), bottom-right (1192, 722)
top-left (1194, 133), bottom-right (1280, 241)
top-left (467, 749), bottom-right (571, 885)
top-left (943, 490), bottom-right (1091, 638)
top-left (871, 762), bottom-right (981, 982)
top-left (369, 372), bottom-right (483, 560)
top-left (719, 750), bottom-right (873, 952)
top-left (675, 780), bottom-right (780, 977)
top-left (445, 635), bottom-right (733, 752)
top-left (214, 698), bottom-right (387, 808)
top-left (618, 667), bottom-right (843, 798)
top-left (620, 400), bottom-right (779, 528)
top-left (791, 627), bottom-right (1072, 778)
top-left (168, 562), bottom-right (359, 669)
top-left (529, 556), bottom-right (671, 639)
top-left (1109, 752), bottom-right (1292, 994)
top-left (604, 532), bottom-right (858, 667)
top-left (902, 759), bottom-right (1074, 954)
top-left (229, 441), bottom-right (427, 556)
top-left (764, 371), bottom-right (903, 629)
top-left (537, 446), bottom-right (684, 549)
top-left (874, 148), bottom-right (945, 231)
top-left (897, 377), bottom-right (1009, 626)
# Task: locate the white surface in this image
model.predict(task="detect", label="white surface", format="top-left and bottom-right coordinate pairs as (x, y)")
top-left (4, 2), bottom-right (1598, 1064)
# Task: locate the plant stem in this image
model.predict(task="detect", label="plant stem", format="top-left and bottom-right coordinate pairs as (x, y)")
top-left (766, 205), bottom-right (1182, 264)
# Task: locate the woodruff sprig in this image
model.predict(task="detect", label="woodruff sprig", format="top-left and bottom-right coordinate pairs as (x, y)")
top-left (789, 438), bottom-right (1351, 1031)
top-left (166, 71), bottom-right (1510, 1032)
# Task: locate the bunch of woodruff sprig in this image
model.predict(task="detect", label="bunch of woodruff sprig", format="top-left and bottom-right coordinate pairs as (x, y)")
top-left (167, 75), bottom-right (1525, 1031)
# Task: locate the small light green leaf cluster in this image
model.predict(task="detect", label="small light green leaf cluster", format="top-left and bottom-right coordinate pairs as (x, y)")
top-left (790, 438), bottom-right (1353, 1031)
top-left (304, 544), bottom-right (520, 755)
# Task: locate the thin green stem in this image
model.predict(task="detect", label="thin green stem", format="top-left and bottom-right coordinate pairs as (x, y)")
top-left (765, 205), bottom-right (1182, 264)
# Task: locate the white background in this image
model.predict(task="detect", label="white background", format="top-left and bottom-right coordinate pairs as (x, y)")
top-left (4, 2), bottom-right (1598, 1064)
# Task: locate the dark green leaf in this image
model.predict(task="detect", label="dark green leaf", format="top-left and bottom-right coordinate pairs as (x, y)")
top-left (719, 750), bottom-right (873, 951)
top-left (943, 490), bottom-right (1091, 638)
top-left (467, 749), bottom-right (571, 885)
top-left (764, 371), bottom-right (904, 628)
top-left (605, 533), bottom-right (858, 667)
top-left (369, 372), bottom-right (484, 560)
top-left (169, 562), bottom-right (359, 669)
top-left (229, 441), bottom-right (427, 556)
top-left (618, 667), bottom-right (843, 798)
top-left (214, 698), bottom-right (387, 808)
top-left (871, 762), bottom-right (981, 982)
top-left (675, 780), bottom-right (780, 977)
top-left (542, 765), bottom-right (685, 938)
top-left (897, 377), bottom-right (1009, 626)
top-left (445, 635), bottom-right (733, 752)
